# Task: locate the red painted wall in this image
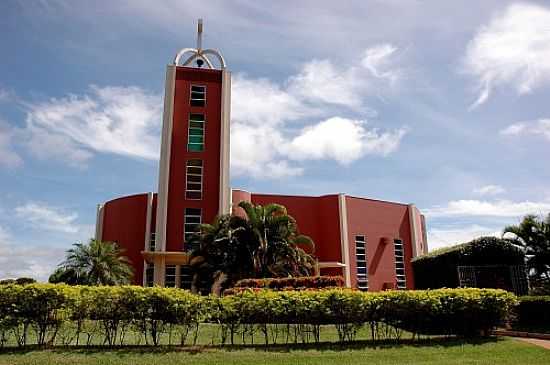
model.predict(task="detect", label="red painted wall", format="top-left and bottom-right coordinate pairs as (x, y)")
top-left (245, 193), bottom-right (342, 263)
top-left (101, 194), bottom-right (148, 285)
top-left (165, 67), bottom-right (223, 251)
top-left (345, 196), bottom-right (414, 290)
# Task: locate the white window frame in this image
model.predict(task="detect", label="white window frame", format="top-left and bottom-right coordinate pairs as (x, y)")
top-left (184, 208), bottom-right (202, 244)
top-left (190, 84), bottom-right (206, 107)
top-left (165, 264), bottom-right (177, 288)
top-left (394, 239), bottom-right (406, 289)
top-left (185, 159), bottom-right (203, 200)
top-left (187, 113), bottom-right (205, 152)
top-left (355, 235), bottom-right (368, 291)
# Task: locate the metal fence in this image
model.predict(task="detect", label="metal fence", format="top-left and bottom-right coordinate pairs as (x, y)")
top-left (457, 265), bottom-right (529, 296)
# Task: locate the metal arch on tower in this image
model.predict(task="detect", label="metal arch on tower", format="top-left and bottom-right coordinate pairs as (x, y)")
top-left (173, 19), bottom-right (227, 69)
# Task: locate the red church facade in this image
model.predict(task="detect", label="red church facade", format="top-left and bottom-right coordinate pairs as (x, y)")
top-left (95, 21), bottom-right (428, 290)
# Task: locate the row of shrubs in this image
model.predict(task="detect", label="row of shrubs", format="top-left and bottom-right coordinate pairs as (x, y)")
top-left (230, 276), bottom-right (344, 291)
top-left (0, 284), bottom-right (517, 347)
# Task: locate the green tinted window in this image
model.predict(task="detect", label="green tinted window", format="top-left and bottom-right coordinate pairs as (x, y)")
top-left (188, 113), bottom-right (205, 151)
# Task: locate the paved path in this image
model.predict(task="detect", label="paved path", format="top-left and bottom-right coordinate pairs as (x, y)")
top-left (514, 337), bottom-right (550, 350)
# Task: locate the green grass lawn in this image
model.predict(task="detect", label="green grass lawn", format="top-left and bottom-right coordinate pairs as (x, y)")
top-left (0, 338), bottom-right (548, 365)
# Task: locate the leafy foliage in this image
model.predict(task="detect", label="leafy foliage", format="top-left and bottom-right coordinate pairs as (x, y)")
top-left (0, 284), bottom-right (516, 348)
top-left (503, 214), bottom-right (550, 284)
top-left (230, 276), bottom-right (344, 292)
top-left (512, 295), bottom-right (550, 333)
top-left (49, 239), bottom-right (133, 286)
top-left (188, 202), bottom-right (316, 294)
top-left (412, 236), bottom-right (525, 289)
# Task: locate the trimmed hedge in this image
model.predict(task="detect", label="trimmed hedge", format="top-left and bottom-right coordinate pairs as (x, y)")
top-left (412, 236), bottom-right (525, 290)
top-left (0, 284), bottom-right (516, 347)
top-left (512, 296), bottom-right (550, 333)
top-left (233, 276), bottom-right (344, 290)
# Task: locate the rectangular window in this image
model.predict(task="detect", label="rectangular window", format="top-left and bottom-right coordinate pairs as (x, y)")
top-left (190, 85), bottom-right (206, 107)
top-left (394, 239), bottom-right (406, 289)
top-left (179, 265), bottom-right (193, 290)
top-left (149, 232), bottom-right (156, 251)
top-left (184, 208), bottom-right (202, 244)
top-left (186, 159), bottom-right (203, 200)
top-left (355, 235), bottom-right (368, 291)
top-left (187, 113), bottom-right (205, 152)
top-left (145, 263), bottom-right (154, 287)
top-left (165, 265), bottom-right (177, 288)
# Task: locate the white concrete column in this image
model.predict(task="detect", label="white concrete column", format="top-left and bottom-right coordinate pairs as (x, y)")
top-left (338, 194), bottom-right (352, 287)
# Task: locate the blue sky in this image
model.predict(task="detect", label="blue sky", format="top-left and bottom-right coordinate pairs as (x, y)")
top-left (1, 0), bottom-right (550, 280)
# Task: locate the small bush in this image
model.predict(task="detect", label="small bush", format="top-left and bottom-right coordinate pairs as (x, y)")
top-left (512, 296), bottom-right (550, 333)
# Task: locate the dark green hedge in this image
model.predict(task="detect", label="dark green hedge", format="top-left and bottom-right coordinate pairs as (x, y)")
top-left (0, 283), bottom-right (516, 347)
top-left (412, 236), bottom-right (525, 289)
top-left (512, 296), bottom-right (550, 333)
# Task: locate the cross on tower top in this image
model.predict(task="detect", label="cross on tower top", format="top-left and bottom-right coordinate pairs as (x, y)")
top-left (173, 19), bottom-right (226, 69)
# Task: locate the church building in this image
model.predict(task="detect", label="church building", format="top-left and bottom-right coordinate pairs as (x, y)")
top-left (95, 21), bottom-right (428, 291)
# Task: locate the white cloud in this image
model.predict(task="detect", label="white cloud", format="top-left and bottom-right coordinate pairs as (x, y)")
top-left (20, 47), bottom-right (404, 178)
top-left (24, 85), bottom-right (162, 166)
top-left (230, 123), bottom-right (303, 179)
top-left (282, 117), bottom-right (407, 163)
top-left (500, 118), bottom-right (550, 141)
top-left (425, 199), bottom-right (550, 218)
top-left (0, 227), bottom-right (65, 281)
top-left (0, 121), bottom-right (23, 168)
top-left (427, 224), bottom-right (500, 251)
top-left (362, 44), bottom-right (401, 83)
top-left (464, 3), bottom-right (550, 107)
top-left (473, 184), bottom-right (506, 196)
top-left (15, 202), bottom-right (80, 234)
top-left (230, 46), bottom-right (406, 179)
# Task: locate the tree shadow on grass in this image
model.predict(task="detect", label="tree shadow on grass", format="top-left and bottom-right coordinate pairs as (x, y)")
top-left (0, 337), bottom-right (501, 356)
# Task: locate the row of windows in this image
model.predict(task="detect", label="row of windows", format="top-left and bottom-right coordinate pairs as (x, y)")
top-left (353, 236), bottom-right (407, 290)
top-left (144, 263), bottom-right (193, 289)
top-left (145, 208), bottom-right (202, 253)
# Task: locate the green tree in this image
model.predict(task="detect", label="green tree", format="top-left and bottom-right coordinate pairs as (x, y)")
top-left (503, 214), bottom-right (550, 280)
top-left (187, 214), bottom-right (254, 295)
top-left (234, 201), bottom-right (315, 278)
top-left (49, 239), bottom-right (133, 285)
top-left (188, 202), bottom-right (316, 294)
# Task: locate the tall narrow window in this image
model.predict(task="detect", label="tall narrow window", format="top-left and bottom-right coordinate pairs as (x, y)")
top-left (179, 265), bottom-right (193, 290)
top-left (145, 263), bottom-right (154, 287)
top-left (184, 208), bottom-right (202, 244)
top-left (394, 239), bottom-right (406, 289)
top-left (355, 235), bottom-right (368, 291)
top-left (188, 113), bottom-right (205, 152)
top-left (190, 85), bottom-right (206, 107)
top-left (165, 265), bottom-right (177, 287)
top-left (186, 159), bottom-right (203, 200)
top-left (149, 232), bottom-right (156, 251)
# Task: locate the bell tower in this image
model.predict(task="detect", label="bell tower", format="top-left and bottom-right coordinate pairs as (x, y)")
top-left (151, 19), bottom-right (231, 286)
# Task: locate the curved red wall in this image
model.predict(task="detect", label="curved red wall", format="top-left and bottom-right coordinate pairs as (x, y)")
top-left (101, 194), bottom-right (148, 285)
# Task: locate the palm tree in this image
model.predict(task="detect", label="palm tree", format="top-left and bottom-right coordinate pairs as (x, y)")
top-left (236, 201), bottom-right (316, 278)
top-left (51, 239), bottom-right (133, 285)
top-left (503, 214), bottom-right (550, 280)
top-left (187, 215), bottom-right (254, 294)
